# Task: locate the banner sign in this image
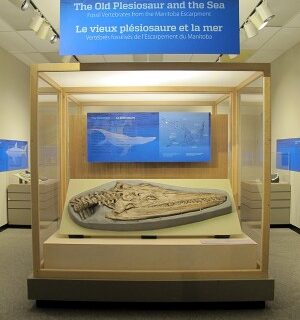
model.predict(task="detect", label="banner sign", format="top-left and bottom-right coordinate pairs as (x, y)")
top-left (60, 0), bottom-right (240, 55)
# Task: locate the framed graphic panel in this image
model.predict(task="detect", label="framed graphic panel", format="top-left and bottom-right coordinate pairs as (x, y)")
top-left (87, 112), bottom-right (211, 163)
top-left (0, 140), bottom-right (28, 172)
top-left (276, 138), bottom-right (300, 172)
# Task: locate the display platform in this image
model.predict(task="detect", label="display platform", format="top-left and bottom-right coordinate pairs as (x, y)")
top-left (59, 179), bottom-right (242, 237)
top-left (44, 231), bottom-right (257, 271)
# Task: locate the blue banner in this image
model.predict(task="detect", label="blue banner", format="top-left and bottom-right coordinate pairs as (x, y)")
top-left (87, 112), bottom-right (211, 163)
top-left (0, 140), bottom-right (28, 172)
top-left (60, 0), bottom-right (240, 55)
top-left (277, 138), bottom-right (300, 172)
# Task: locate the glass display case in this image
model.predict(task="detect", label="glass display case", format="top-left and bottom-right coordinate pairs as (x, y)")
top-left (28, 62), bottom-right (273, 303)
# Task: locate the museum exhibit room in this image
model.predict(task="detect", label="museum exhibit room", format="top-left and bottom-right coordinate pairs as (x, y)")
top-left (0, 0), bottom-right (300, 318)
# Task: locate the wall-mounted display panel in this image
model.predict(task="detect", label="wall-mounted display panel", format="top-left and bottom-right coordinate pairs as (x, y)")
top-left (0, 140), bottom-right (28, 172)
top-left (276, 138), bottom-right (300, 172)
top-left (87, 112), bottom-right (211, 163)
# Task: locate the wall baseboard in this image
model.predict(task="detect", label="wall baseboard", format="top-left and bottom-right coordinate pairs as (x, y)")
top-left (0, 224), bottom-right (8, 232)
top-left (270, 224), bottom-right (300, 235)
top-left (8, 224), bottom-right (31, 229)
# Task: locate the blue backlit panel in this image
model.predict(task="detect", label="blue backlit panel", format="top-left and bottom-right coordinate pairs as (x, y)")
top-left (87, 112), bottom-right (211, 163)
top-left (276, 138), bottom-right (300, 172)
top-left (0, 140), bottom-right (28, 172)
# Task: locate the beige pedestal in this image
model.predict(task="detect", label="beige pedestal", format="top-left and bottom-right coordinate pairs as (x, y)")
top-left (7, 179), bottom-right (58, 225)
top-left (241, 181), bottom-right (291, 224)
top-left (44, 231), bottom-right (257, 271)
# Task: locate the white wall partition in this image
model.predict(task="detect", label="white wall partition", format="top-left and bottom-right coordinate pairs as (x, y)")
top-left (0, 47), bottom-right (30, 226)
top-left (271, 42), bottom-right (300, 228)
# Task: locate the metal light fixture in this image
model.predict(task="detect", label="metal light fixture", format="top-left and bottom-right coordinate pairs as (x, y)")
top-left (49, 32), bottom-right (58, 44)
top-left (244, 20), bottom-right (258, 39)
top-left (37, 21), bottom-right (51, 40)
top-left (249, 11), bottom-right (268, 31)
top-left (9, 0), bottom-right (30, 11)
top-left (256, 0), bottom-right (275, 24)
top-left (29, 11), bottom-right (44, 32)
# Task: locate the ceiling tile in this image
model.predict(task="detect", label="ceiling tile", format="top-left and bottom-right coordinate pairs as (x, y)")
top-left (77, 55), bottom-right (106, 63)
top-left (13, 52), bottom-right (49, 65)
top-left (13, 53), bottom-right (35, 65)
top-left (0, 31), bottom-right (36, 53)
top-left (241, 27), bottom-right (280, 50)
top-left (260, 27), bottom-right (300, 51)
top-left (190, 55), bottom-right (219, 62)
top-left (0, 1), bottom-right (35, 31)
top-left (133, 55), bottom-right (148, 62)
top-left (247, 50), bottom-right (285, 63)
top-left (0, 17), bottom-right (13, 32)
top-left (42, 52), bottom-right (65, 63)
top-left (26, 53), bottom-right (50, 63)
top-left (17, 30), bottom-right (59, 53)
top-left (149, 55), bottom-right (163, 62)
top-left (163, 54), bottom-right (192, 62)
top-left (285, 12), bottom-right (300, 28)
top-left (103, 55), bottom-right (134, 62)
top-left (267, 0), bottom-right (300, 27)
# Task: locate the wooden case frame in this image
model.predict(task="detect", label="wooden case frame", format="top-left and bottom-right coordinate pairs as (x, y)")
top-left (30, 62), bottom-right (271, 282)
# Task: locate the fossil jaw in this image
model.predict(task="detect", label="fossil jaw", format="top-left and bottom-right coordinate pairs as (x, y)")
top-left (69, 182), bottom-right (227, 222)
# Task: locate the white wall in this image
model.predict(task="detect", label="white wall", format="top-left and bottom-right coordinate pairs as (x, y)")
top-left (0, 47), bottom-right (30, 226)
top-left (271, 42), bottom-right (300, 228)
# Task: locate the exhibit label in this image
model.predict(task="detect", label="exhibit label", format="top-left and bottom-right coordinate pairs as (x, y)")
top-left (60, 0), bottom-right (240, 55)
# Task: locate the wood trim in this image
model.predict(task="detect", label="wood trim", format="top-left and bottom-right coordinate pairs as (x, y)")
top-left (38, 87), bottom-right (58, 94)
top-left (64, 86), bottom-right (233, 94)
top-left (215, 94), bottom-right (230, 106)
top-left (37, 63), bottom-right (80, 72)
top-left (80, 101), bottom-right (216, 107)
top-left (39, 73), bottom-right (61, 91)
top-left (59, 92), bottom-right (68, 215)
top-left (231, 90), bottom-right (239, 205)
top-left (80, 62), bottom-right (271, 76)
top-left (30, 65), bottom-right (41, 277)
top-left (68, 95), bottom-right (81, 106)
top-left (38, 268), bottom-right (266, 281)
top-left (261, 77), bottom-right (271, 276)
top-left (239, 87), bottom-right (263, 94)
top-left (236, 72), bottom-right (263, 91)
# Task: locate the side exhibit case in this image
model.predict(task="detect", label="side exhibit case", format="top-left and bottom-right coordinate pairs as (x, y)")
top-left (28, 62), bottom-right (274, 303)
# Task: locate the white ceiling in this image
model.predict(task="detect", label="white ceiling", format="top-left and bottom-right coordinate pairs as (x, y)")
top-left (0, 0), bottom-right (300, 65)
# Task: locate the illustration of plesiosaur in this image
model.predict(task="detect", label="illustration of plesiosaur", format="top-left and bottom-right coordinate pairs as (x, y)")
top-left (91, 129), bottom-right (156, 155)
top-left (6, 143), bottom-right (27, 163)
top-left (68, 180), bottom-right (232, 231)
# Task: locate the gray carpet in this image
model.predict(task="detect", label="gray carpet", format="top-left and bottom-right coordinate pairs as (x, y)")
top-left (0, 227), bottom-right (299, 319)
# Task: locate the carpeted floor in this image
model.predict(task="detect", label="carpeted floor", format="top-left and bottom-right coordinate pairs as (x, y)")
top-left (0, 227), bottom-right (299, 319)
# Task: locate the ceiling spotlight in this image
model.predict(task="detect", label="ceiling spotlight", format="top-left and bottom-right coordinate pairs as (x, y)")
top-left (37, 21), bottom-right (51, 40)
top-left (249, 11), bottom-right (268, 31)
top-left (256, 0), bottom-right (275, 24)
top-left (29, 11), bottom-right (44, 32)
top-left (244, 20), bottom-right (258, 39)
top-left (49, 33), bottom-right (58, 44)
top-left (9, 0), bottom-right (30, 11)
top-left (62, 55), bottom-right (73, 63)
